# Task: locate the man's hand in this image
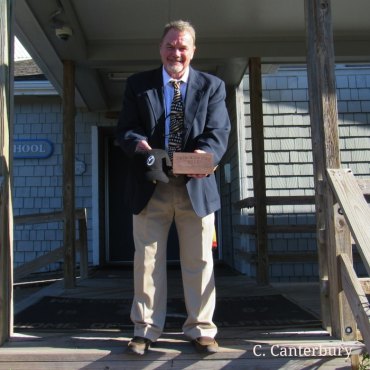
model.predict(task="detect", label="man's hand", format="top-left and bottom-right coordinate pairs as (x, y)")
top-left (135, 140), bottom-right (152, 152)
top-left (187, 149), bottom-right (208, 178)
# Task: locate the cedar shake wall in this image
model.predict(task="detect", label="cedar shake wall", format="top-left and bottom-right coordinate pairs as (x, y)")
top-left (12, 96), bottom-right (114, 271)
top-left (236, 65), bottom-right (370, 281)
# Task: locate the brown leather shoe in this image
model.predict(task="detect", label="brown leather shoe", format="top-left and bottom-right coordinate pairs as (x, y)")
top-left (192, 336), bottom-right (219, 353)
top-left (127, 336), bottom-right (152, 355)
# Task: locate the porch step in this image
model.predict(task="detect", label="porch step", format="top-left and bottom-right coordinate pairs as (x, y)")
top-left (0, 331), bottom-right (364, 370)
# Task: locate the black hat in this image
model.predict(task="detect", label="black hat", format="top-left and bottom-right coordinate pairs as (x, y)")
top-left (135, 149), bottom-right (171, 183)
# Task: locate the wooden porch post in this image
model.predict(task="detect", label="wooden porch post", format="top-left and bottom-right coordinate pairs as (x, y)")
top-left (0, 0), bottom-right (13, 345)
top-left (249, 57), bottom-right (269, 285)
top-left (63, 60), bottom-right (76, 288)
top-left (304, 0), bottom-right (356, 339)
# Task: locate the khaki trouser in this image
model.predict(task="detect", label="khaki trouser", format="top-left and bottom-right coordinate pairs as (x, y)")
top-left (131, 176), bottom-right (217, 341)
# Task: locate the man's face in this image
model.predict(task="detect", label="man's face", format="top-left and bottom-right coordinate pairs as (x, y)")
top-left (160, 29), bottom-right (196, 79)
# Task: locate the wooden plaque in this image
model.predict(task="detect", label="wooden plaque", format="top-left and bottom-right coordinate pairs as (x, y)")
top-left (172, 152), bottom-right (214, 174)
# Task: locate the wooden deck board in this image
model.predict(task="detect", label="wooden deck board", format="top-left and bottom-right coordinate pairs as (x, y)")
top-left (0, 359), bottom-right (354, 370)
top-left (0, 330), bottom-right (361, 369)
top-left (2, 332), bottom-right (362, 369)
top-left (5, 267), bottom-right (365, 369)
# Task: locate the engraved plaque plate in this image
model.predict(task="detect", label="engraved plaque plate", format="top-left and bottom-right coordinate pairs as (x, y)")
top-left (172, 152), bottom-right (214, 174)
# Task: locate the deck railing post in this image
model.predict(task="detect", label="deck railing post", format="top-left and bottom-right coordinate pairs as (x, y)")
top-left (78, 208), bottom-right (89, 279)
top-left (0, 0), bottom-right (13, 346)
top-left (63, 60), bottom-right (76, 288)
top-left (304, 0), bottom-right (356, 339)
top-left (248, 57), bottom-right (268, 285)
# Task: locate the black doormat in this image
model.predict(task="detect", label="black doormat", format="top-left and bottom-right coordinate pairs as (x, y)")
top-left (14, 295), bottom-right (321, 331)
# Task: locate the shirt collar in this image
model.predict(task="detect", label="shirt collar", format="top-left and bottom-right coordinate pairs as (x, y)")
top-left (162, 66), bottom-right (189, 86)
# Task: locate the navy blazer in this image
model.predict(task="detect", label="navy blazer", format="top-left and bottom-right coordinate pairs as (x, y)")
top-left (116, 66), bottom-right (231, 217)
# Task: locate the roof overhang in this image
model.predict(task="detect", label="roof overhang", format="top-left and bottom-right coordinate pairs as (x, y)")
top-left (14, 0), bottom-right (370, 112)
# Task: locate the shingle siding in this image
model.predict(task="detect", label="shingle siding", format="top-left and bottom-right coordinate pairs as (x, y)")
top-left (13, 96), bottom-right (95, 271)
top-left (234, 65), bottom-right (370, 281)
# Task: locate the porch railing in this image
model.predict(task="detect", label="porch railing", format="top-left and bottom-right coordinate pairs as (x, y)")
top-left (13, 208), bottom-right (88, 282)
top-left (234, 181), bottom-right (370, 266)
top-left (233, 195), bottom-right (316, 265)
top-left (327, 169), bottom-right (370, 350)
top-left (234, 169), bottom-right (370, 349)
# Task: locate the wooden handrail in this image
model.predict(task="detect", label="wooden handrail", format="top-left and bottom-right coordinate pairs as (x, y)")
top-left (327, 170), bottom-right (370, 275)
top-left (234, 223), bottom-right (316, 235)
top-left (13, 208), bottom-right (88, 282)
top-left (236, 249), bottom-right (366, 264)
top-left (236, 250), bottom-right (318, 263)
top-left (234, 195), bottom-right (316, 209)
top-left (340, 253), bottom-right (370, 350)
top-left (326, 169), bottom-right (370, 349)
top-left (234, 176), bottom-right (369, 242)
top-left (234, 179), bottom-right (370, 209)
top-left (14, 208), bottom-right (86, 225)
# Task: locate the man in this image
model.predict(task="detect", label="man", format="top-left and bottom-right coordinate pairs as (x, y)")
top-left (116, 20), bottom-right (230, 355)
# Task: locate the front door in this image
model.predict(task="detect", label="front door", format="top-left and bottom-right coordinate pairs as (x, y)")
top-left (102, 128), bottom-right (180, 263)
top-left (106, 134), bottom-right (135, 261)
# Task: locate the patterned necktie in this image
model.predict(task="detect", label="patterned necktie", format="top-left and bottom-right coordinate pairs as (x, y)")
top-left (168, 80), bottom-right (184, 162)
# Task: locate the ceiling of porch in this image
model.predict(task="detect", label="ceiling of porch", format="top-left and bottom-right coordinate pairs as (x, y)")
top-left (14, 0), bottom-right (370, 112)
